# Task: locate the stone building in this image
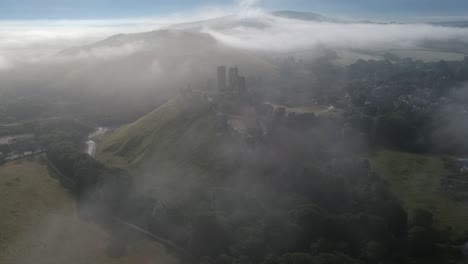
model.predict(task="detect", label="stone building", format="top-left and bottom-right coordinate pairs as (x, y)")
top-left (217, 66), bottom-right (227, 91)
top-left (217, 65), bottom-right (247, 96)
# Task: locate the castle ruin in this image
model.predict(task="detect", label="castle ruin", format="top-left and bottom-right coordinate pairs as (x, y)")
top-left (218, 65), bottom-right (247, 96)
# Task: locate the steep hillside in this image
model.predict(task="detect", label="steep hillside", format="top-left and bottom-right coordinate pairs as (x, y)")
top-left (99, 96), bottom-right (214, 167)
top-left (97, 96), bottom-right (238, 203)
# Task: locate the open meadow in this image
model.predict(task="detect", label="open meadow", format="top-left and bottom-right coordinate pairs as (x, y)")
top-left (0, 159), bottom-right (178, 264)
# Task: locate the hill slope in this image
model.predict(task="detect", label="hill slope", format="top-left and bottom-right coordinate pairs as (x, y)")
top-left (99, 96), bottom-right (215, 167)
top-left (0, 159), bottom-right (178, 264)
top-left (97, 96), bottom-right (237, 203)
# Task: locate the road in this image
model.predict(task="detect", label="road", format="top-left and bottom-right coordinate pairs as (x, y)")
top-left (3, 149), bottom-right (45, 162)
top-left (113, 217), bottom-right (190, 258)
top-left (88, 127), bottom-right (111, 140)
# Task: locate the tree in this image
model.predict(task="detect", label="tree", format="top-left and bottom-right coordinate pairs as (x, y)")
top-left (374, 111), bottom-right (418, 150)
top-left (191, 212), bottom-right (232, 258)
top-left (411, 209), bottom-right (433, 229)
top-left (264, 252), bottom-right (363, 264)
top-left (408, 226), bottom-right (435, 256)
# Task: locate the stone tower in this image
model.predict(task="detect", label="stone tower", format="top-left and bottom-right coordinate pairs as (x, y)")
top-left (228, 66), bottom-right (239, 91)
top-left (217, 66), bottom-right (226, 91)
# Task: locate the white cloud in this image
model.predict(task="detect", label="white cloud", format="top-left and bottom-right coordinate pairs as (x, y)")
top-left (0, 7), bottom-right (232, 67)
top-left (204, 14), bottom-right (468, 52)
top-left (0, 20), bottom-right (144, 65)
top-left (1, 0), bottom-right (468, 71)
top-left (0, 55), bottom-right (12, 71)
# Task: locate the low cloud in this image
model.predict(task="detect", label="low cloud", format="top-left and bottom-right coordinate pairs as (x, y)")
top-left (0, 7), bottom-right (231, 69)
top-left (205, 14), bottom-right (468, 52)
top-left (62, 41), bottom-right (146, 60)
top-left (0, 56), bottom-right (12, 71)
top-left (1, 2), bottom-right (468, 73)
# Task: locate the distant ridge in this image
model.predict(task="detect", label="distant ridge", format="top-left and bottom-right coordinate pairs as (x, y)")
top-left (168, 10), bottom-right (348, 31)
top-left (429, 21), bottom-right (468, 28)
top-left (57, 29), bottom-right (216, 56)
top-left (271, 10), bottom-right (342, 23)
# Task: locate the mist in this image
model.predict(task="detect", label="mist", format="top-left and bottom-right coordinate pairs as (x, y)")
top-left (0, 1), bottom-right (467, 129)
top-left (2, 2), bottom-right (468, 71)
top-left (0, 7), bottom-right (466, 114)
top-left (206, 17), bottom-right (468, 51)
top-left (4, 2), bottom-right (468, 264)
top-left (0, 0), bottom-right (467, 113)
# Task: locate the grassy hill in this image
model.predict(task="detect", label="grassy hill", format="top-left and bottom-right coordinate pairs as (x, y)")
top-left (99, 97), bottom-right (214, 167)
top-left (97, 96), bottom-right (236, 204)
top-left (371, 150), bottom-right (468, 236)
top-left (0, 159), bottom-right (178, 264)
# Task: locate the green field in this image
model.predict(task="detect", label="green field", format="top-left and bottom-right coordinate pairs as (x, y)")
top-left (371, 150), bottom-right (468, 236)
top-left (0, 159), bottom-right (178, 264)
top-left (264, 102), bottom-right (343, 118)
top-left (379, 49), bottom-right (466, 62)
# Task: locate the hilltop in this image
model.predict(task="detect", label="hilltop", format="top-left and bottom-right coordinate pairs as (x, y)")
top-left (98, 96), bottom-right (216, 167)
top-left (97, 95), bottom-right (243, 204)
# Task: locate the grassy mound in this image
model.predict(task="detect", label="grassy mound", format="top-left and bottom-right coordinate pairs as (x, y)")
top-left (99, 97), bottom-right (215, 167)
top-left (97, 96), bottom-right (233, 203)
top-left (371, 150), bottom-right (468, 236)
top-left (0, 159), bottom-right (178, 264)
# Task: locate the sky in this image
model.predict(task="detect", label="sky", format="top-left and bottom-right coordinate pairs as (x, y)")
top-left (1, 0), bottom-right (468, 72)
top-left (0, 0), bottom-right (467, 22)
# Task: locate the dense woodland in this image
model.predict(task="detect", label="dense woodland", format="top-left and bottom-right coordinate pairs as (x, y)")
top-left (4, 56), bottom-right (468, 263)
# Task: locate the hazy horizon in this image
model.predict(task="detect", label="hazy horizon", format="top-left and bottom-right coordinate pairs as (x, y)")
top-left (1, 0), bottom-right (468, 22)
top-left (2, 2), bottom-right (468, 73)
